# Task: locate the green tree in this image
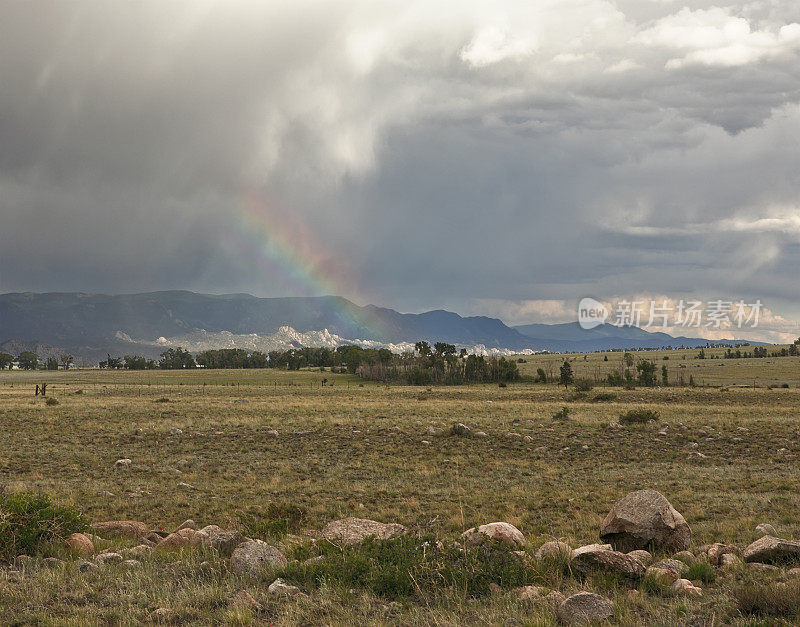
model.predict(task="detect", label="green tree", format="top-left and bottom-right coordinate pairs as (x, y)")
top-left (559, 360), bottom-right (574, 388)
top-left (17, 352), bottom-right (39, 370)
top-left (159, 347), bottom-right (196, 369)
top-left (661, 364), bottom-right (668, 387)
top-left (45, 357), bottom-right (59, 370)
top-left (0, 352), bottom-right (13, 370)
top-left (59, 354), bottom-right (73, 370)
top-left (637, 360), bottom-right (657, 386)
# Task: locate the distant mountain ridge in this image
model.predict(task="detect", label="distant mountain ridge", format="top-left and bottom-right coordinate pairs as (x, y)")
top-left (0, 291), bottom-right (760, 363)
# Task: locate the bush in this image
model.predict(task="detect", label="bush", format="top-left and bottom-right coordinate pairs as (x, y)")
top-left (45, 397), bottom-right (59, 406)
top-left (552, 407), bottom-right (571, 421)
top-left (0, 491), bottom-right (86, 560)
top-left (686, 560), bottom-right (715, 583)
top-left (574, 378), bottom-right (594, 392)
top-left (281, 535), bottom-right (534, 600)
top-left (619, 408), bottom-right (659, 424)
top-left (590, 392), bottom-right (617, 402)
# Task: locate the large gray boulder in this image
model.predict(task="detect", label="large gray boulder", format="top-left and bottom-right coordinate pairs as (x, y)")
top-left (743, 535), bottom-right (800, 564)
top-left (230, 540), bottom-right (287, 577)
top-left (599, 489), bottom-right (691, 552)
top-left (321, 518), bottom-right (407, 545)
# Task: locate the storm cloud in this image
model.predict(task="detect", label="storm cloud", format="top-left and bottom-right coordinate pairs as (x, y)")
top-left (1, 1), bottom-right (799, 340)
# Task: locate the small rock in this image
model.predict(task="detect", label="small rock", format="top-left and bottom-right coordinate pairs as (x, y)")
top-left (558, 592), bottom-right (614, 624)
top-left (627, 550), bottom-right (652, 566)
top-left (122, 559), bottom-right (141, 569)
top-left (652, 559), bottom-right (689, 576)
top-left (488, 582), bottom-right (502, 595)
top-left (462, 522), bottom-right (525, 548)
top-left (755, 523), bottom-right (777, 538)
top-left (687, 452), bottom-right (707, 460)
top-left (268, 578), bottom-right (301, 597)
top-left (96, 490), bottom-right (115, 497)
top-left (515, 585), bottom-right (543, 601)
top-left (474, 431), bottom-right (488, 438)
top-left (787, 567), bottom-right (800, 578)
top-left (450, 422), bottom-right (471, 436)
top-left (571, 546), bottom-right (646, 580)
top-left (720, 553), bottom-right (742, 567)
top-left (95, 552), bottom-right (123, 565)
top-left (265, 430), bottom-right (279, 440)
top-left (92, 520), bottom-right (150, 540)
top-left (176, 482), bottom-right (196, 490)
top-left (671, 578), bottom-right (702, 597)
top-left (169, 428), bottom-right (183, 435)
top-left (707, 543), bottom-right (740, 566)
top-left (78, 560), bottom-right (99, 573)
top-left (747, 562), bottom-right (781, 573)
top-left (114, 458), bottom-right (132, 468)
top-left (646, 566), bottom-right (679, 586)
top-left (65, 533), bottom-right (94, 557)
top-left (42, 557), bottom-right (63, 569)
top-left (321, 518), bottom-right (407, 545)
top-left (209, 530), bottom-right (247, 557)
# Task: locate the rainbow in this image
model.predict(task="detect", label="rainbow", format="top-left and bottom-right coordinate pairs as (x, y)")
top-left (225, 191), bottom-right (391, 341)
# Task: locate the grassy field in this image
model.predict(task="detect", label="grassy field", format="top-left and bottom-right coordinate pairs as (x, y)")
top-left (2, 352), bottom-right (800, 624)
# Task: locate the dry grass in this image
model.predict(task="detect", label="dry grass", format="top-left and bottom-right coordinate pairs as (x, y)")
top-left (1, 359), bottom-right (799, 624)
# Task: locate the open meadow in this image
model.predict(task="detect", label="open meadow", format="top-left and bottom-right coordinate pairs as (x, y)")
top-left (2, 351), bottom-right (800, 624)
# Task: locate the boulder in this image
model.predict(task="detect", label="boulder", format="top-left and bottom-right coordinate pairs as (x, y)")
top-left (230, 540), bottom-right (287, 577)
top-left (544, 590), bottom-right (566, 610)
top-left (321, 518), bottom-right (407, 545)
top-left (78, 561), bottom-right (99, 573)
top-left (743, 535), bottom-right (800, 564)
top-left (673, 550), bottom-right (696, 565)
top-left (91, 520), bottom-right (150, 540)
top-left (571, 545), bottom-right (646, 580)
top-left (557, 592), bottom-right (614, 624)
top-left (65, 533), bottom-right (94, 557)
top-left (534, 540), bottom-right (572, 561)
top-left (627, 550), bottom-right (652, 567)
top-left (599, 489), bottom-right (691, 553)
top-left (209, 530), bottom-right (247, 557)
top-left (462, 522), bottom-right (525, 548)
top-left (720, 553), bottom-right (742, 567)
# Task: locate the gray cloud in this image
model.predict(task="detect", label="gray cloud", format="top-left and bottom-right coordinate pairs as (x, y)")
top-left (1, 1), bottom-right (799, 336)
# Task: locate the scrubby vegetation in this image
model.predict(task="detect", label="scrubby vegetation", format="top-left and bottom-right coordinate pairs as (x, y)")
top-left (0, 491), bottom-right (86, 561)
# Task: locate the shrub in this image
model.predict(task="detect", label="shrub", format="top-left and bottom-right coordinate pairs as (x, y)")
top-left (552, 407), bottom-right (571, 421)
top-left (0, 491), bottom-right (86, 560)
top-left (45, 397), bottom-right (59, 406)
top-left (619, 408), bottom-right (659, 425)
top-left (281, 535), bottom-right (534, 600)
top-left (686, 560), bottom-right (715, 583)
top-left (590, 392), bottom-right (617, 402)
top-left (574, 378), bottom-right (594, 392)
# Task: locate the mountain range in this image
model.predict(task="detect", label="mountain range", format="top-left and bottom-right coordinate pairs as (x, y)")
top-left (0, 291), bottom-right (760, 364)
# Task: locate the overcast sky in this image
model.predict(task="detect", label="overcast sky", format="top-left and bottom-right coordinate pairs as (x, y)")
top-left (1, 1), bottom-right (799, 341)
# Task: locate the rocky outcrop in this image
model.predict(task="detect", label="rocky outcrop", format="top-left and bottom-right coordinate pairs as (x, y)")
top-left (599, 490), bottom-right (691, 552)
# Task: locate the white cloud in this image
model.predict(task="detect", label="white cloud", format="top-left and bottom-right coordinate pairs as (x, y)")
top-left (635, 7), bottom-right (800, 68)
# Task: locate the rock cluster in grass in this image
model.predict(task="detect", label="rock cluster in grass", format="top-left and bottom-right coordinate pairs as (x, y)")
top-left (8, 489), bottom-right (800, 622)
